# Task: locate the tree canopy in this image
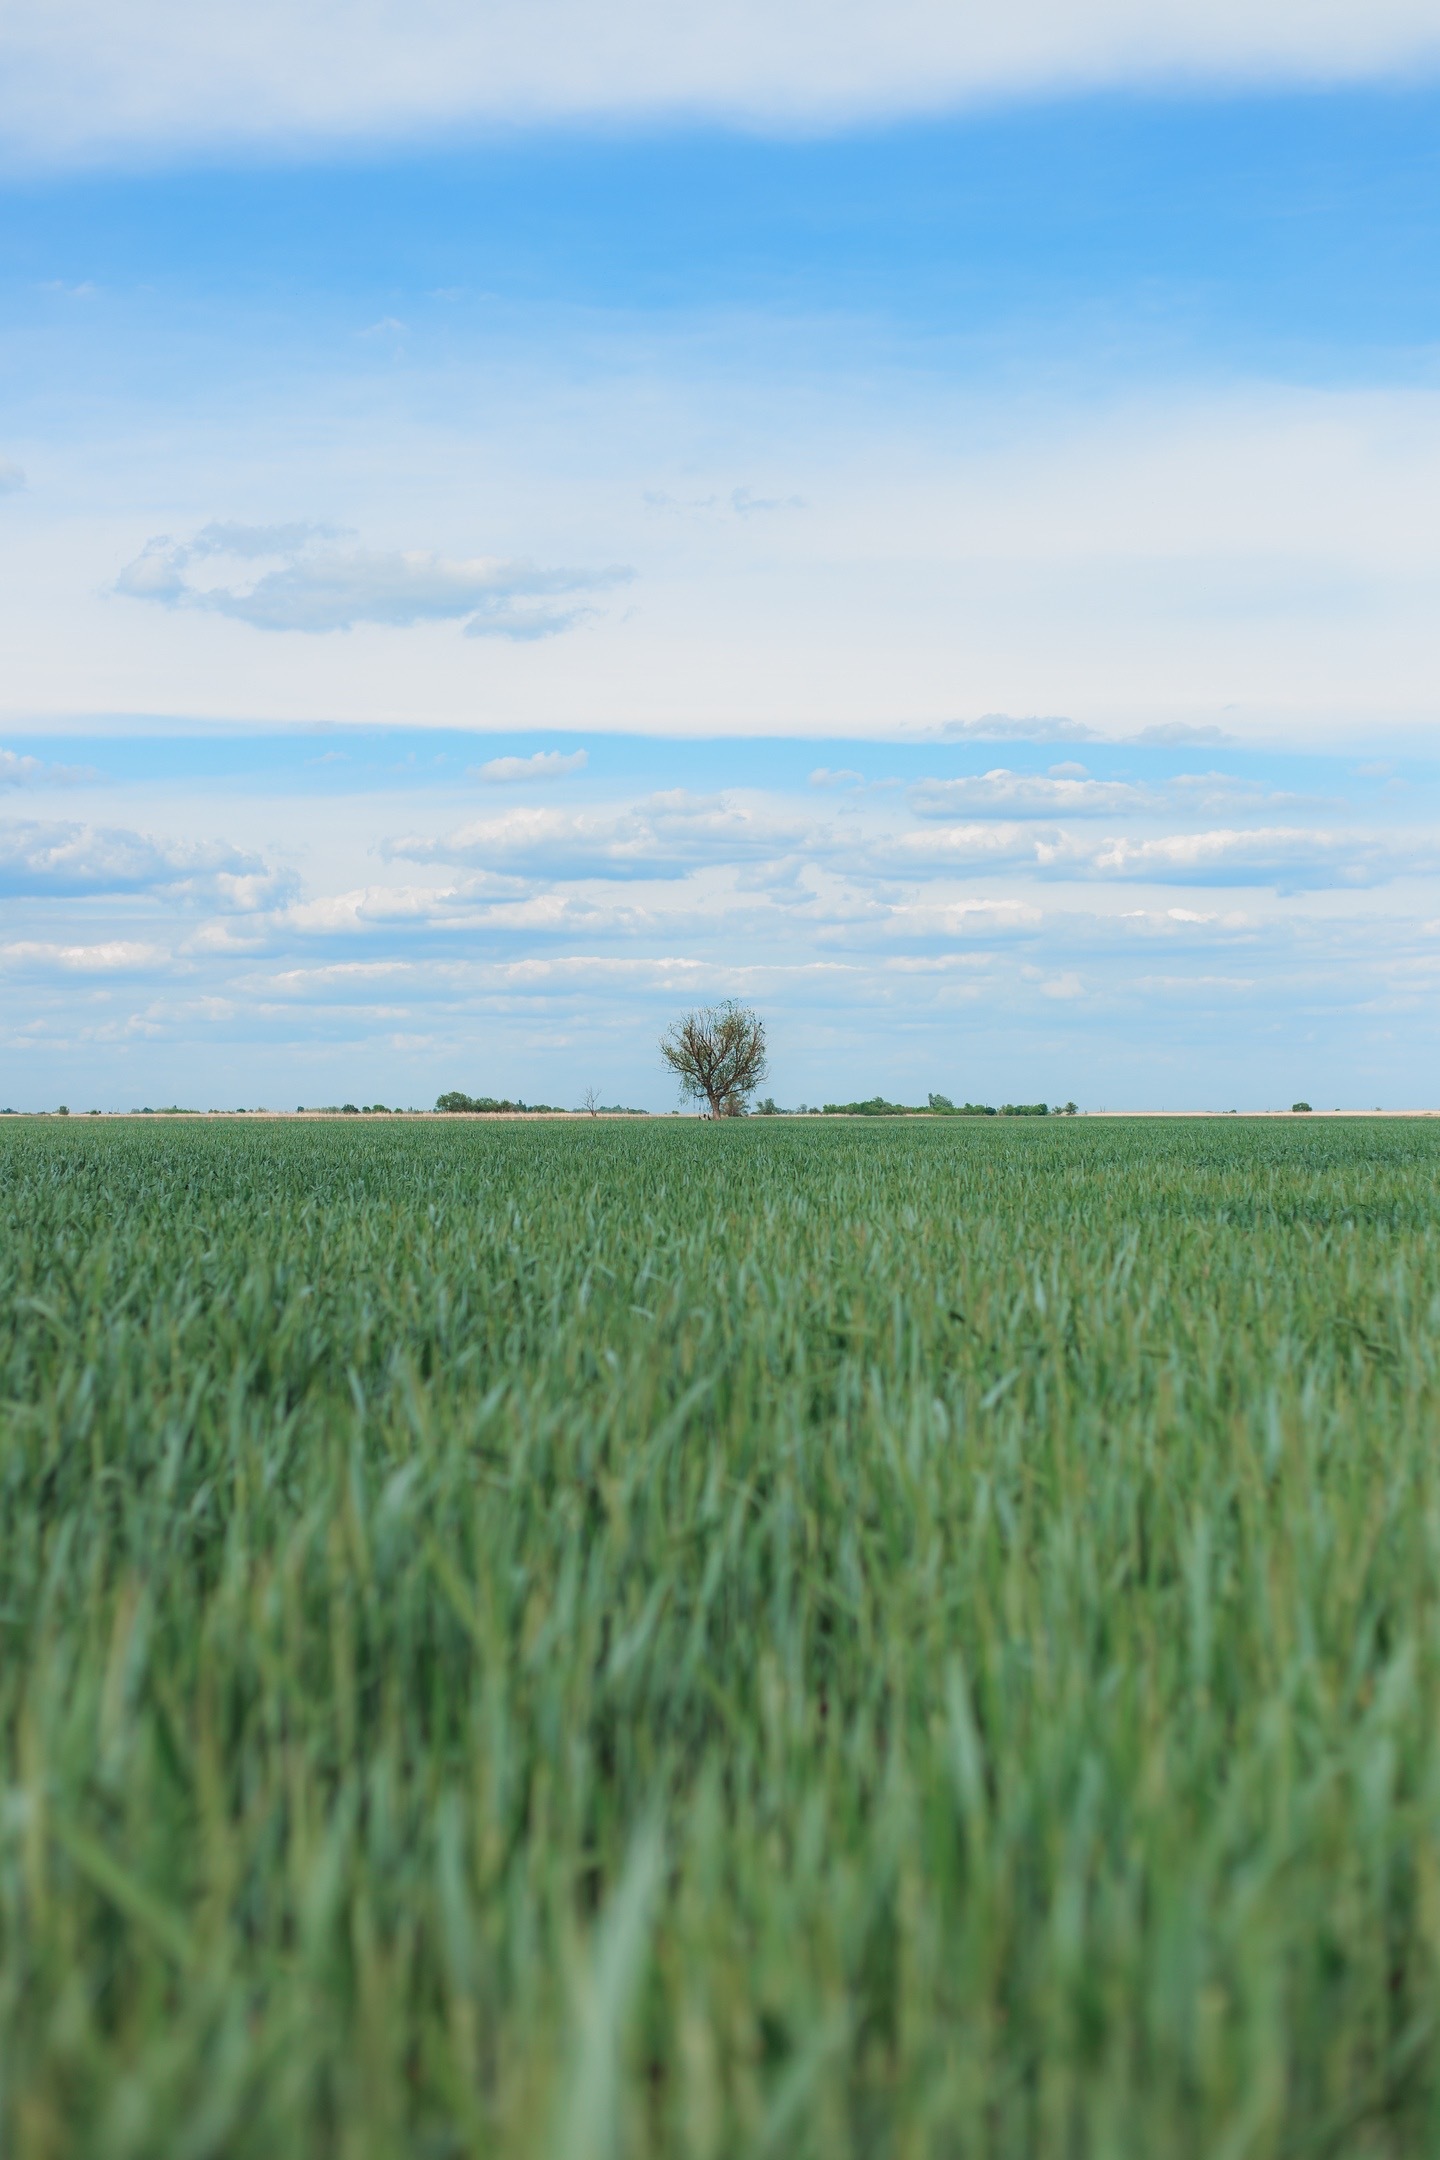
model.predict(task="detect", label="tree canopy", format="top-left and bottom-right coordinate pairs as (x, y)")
top-left (660, 1001), bottom-right (768, 1118)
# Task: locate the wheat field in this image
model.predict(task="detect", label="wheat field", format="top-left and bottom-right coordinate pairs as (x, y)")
top-left (3, 1115), bottom-right (1439, 2157)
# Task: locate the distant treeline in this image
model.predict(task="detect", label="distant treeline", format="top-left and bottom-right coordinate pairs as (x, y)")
top-left (821, 1097), bottom-right (996, 1117)
top-left (433, 1092), bottom-right (650, 1116)
top-left (207, 1093), bottom-right (1079, 1121)
top-left (435, 1092), bottom-right (566, 1115)
top-left (819, 1097), bottom-right (1072, 1118)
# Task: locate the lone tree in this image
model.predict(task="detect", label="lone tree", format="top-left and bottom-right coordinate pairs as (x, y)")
top-left (660, 1000), bottom-right (768, 1118)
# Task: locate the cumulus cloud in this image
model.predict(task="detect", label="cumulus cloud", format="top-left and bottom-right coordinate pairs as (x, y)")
top-left (280, 884), bottom-right (492, 935)
top-left (0, 748), bottom-right (98, 787)
top-left (116, 522), bottom-right (628, 638)
top-left (909, 770), bottom-right (1156, 819)
top-left (386, 791), bottom-right (819, 880)
top-left (879, 897), bottom-right (1044, 939)
top-left (7, 0), bottom-right (1440, 166)
top-left (881, 819), bottom-right (1430, 889)
top-left (1169, 771), bottom-right (1327, 812)
top-left (245, 951), bottom-right (846, 1008)
top-left (0, 939), bottom-right (165, 972)
top-left (1, 752), bottom-right (52, 787)
top-left (882, 821), bottom-right (1057, 873)
top-left (189, 519), bottom-right (340, 559)
top-left (474, 749), bottom-right (589, 782)
top-left (259, 957), bottom-right (447, 1000)
top-left (1059, 826), bottom-right (1430, 890)
top-left (1118, 905), bottom-right (1255, 933)
top-left (0, 819), bottom-right (282, 900)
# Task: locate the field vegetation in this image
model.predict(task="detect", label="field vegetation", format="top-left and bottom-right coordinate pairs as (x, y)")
top-left (3, 1116), bottom-right (1440, 2156)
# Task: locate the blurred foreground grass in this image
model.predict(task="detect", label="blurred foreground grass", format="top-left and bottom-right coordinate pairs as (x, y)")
top-left (3, 1115), bottom-right (1440, 2156)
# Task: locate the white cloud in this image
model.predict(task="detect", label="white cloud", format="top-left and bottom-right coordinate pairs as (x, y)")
top-left (1134, 973), bottom-right (1259, 995)
top-left (883, 821), bottom-right (1056, 872)
top-left (475, 749), bottom-right (589, 782)
top-left (181, 920), bottom-right (274, 955)
top-left (0, 819), bottom-right (275, 898)
top-left (643, 486), bottom-right (804, 519)
top-left (263, 958), bottom-right (435, 996)
top-left (1169, 771), bottom-right (1320, 811)
top-left (0, 748), bottom-right (98, 787)
top-left (1130, 722), bottom-right (1234, 746)
top-left (882, 951), bottom-right (991, 974)
top-left (909, 770), bottom-right (1156, 819)
top-left (731, 487), bottom-right (805, 516)
top-left (882, 819), bottom-right (1433, 889)
top-left (0, 939), bottom-right (166, 972)
top-left (1117, 905), bottom-right (1254, 931)
top-left (2, 721), bottom-right (1436, 1109)
top-left (386, 791), bottom-right (818, 880)
top-left (188, 519), bottom-right (340, 559)
top-left (5, 0), bottom-right (1440, 166)
top-left (281, 884), bottom-right (485, 933)
top-left (116, 523), bottom-right (628, 638)
top-left (1063, 825), bottom-right (1430, 889)
top-left (881, 898), bottom-right (1043, 940)
top-left (14, 382), bottom-right (1440, 741)
top-left (942, 714), bottom-right (1097, 745)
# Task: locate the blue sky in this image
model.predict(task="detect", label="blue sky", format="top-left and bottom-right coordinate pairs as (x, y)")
top-left (2, 8), bottom-right (1439, 1109)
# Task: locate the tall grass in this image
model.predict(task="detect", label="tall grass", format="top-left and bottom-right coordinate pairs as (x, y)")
top-left (3, 1117), bottom-right (1440, 2156)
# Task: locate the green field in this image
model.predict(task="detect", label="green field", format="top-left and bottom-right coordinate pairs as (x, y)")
top-left (4, 1115), bottom-right (1440, 2157)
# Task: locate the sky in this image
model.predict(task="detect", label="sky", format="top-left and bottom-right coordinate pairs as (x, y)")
top-left (2, 4), bottom-right (1439, 1110)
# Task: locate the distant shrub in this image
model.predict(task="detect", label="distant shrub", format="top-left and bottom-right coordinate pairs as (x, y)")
top-left (1292, 1101), bottom-right (1313, 1113)
top-left (824, 1097), bottom-right (999, 1117)
top-left (435, 1092), bottom-right (564, 1114)
top-left (999, 1103), bottom-right (1049, 1117)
